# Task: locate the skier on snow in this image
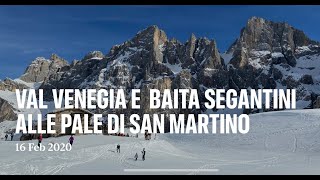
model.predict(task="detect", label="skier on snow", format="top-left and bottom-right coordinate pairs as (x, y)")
top-left (5, 134), bottom-right (8, 141)
top-left (69, 135), bottom-right (74, 146)
top-left (10, 133), bottom-right (14, 141)
top-left (117, 144), bottom-right (120, 153)
top-left (141, 148), bottom-right (146, 161)
top-left (134, 153), bottom-right (138, 161)
top-left (38, 134), bottom-right (43, 147)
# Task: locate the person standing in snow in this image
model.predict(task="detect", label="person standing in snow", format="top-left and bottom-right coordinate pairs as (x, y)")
top-left (141, 148), bottom-right (146, 161)
top-left (5, 134), bottom-right (8, 141)
top-left (134, 153), bottom-right (138, 161)
top-left (117, 144), bottom-right (120, 153)
top-left (38, 134), bottom-right (43, 147)
top-left (144, 130), bottom-right (147, 140)
top-left (69, 135), bottom-right (74, 146)
top-left (10, 133), bottom-right (14, 141)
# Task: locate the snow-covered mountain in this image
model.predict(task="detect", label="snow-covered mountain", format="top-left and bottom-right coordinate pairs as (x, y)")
top-left (227, 17), bottom-right (320, 104)
top-left (1, 17), bottom-right (320, 124)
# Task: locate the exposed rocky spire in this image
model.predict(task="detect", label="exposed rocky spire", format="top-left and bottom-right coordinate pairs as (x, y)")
top-left (83, 51), bottom-right (104, 60)
top-left (20, 54), bottom-right (69, 83)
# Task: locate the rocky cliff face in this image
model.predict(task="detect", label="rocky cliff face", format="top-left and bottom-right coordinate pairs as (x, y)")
top-left (0, 97), bottom-right (17, 122)
top-left (20, 54), bottom-right (69, 83)
top-left (0, 78), bottom-right (28, 121)
top-left (226, 17), bottom-right (320, 101)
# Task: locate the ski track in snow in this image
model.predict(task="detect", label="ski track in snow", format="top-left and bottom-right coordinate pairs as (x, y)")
top-left (293, 136), bottom-right (297, 153)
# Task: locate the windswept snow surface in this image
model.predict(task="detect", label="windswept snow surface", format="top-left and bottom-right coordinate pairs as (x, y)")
top-left (1, 109), bottom-right (320, 174)
top-left (13, 78), bottom-right (42, 89)
top-left (164, 62), bottom-right (182, 74)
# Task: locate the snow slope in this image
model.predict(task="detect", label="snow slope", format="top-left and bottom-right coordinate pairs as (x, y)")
top-left (1, 109), bottom-right (320, 175)
top-left (13, 78), bottom-right (42, 89)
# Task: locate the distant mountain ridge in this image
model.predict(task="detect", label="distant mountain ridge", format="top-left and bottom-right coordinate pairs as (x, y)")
top-left (1, 16), bottom-right (320, 125)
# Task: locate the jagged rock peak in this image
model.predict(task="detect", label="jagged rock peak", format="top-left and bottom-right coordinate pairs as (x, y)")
top-left (225, 16), bottom-right (320, 101)
top-left (190, 33), bottom-right (197, 41)
top-left (50, 54), bottom-right (69, 68)
top-left (33, 57), bottom-right (49, 63)
top-left (83, 51), bottom-right (104, 60)
top-left (136, 25), bottom-right (160, 35)
top-left (134, 25), bottom-right (168, 45)
top-left (50, 53), bottom-right (66, 62)
top-left (231, 16), bottom-right (317, 52)
top-left (20, 54), bottom-right (69, 83)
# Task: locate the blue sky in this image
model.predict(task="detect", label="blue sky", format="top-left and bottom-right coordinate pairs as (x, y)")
top-left (1, 5), bottom-right (320, 80)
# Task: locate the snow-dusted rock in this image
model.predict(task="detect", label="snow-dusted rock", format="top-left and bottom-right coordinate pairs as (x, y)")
top-left (20, 54), bottom-right (69, 82)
